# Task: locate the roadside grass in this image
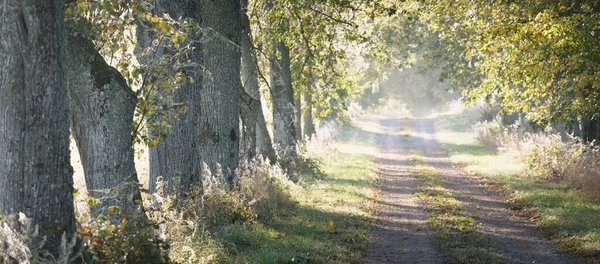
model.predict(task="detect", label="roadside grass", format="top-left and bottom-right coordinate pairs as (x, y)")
top-left (432, 111), bottom-right (600, 261)
top-left (216, 117), bottom-right (379, 263)
top-left (410, 149), bottom-right (505, 264)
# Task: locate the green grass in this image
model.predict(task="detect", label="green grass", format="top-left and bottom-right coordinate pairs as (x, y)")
top-left (432, 111), bottom-right (600, 261)
top-left (211, 118), bottom-right (379, 263)
top-left (410, 150), bottom-right (505, 264)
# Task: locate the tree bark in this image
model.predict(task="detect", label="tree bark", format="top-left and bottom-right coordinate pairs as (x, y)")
top-left (198, 0), bottom-right (242, 180)
top-left (146, 0), bottom-right (202, 194)
top-left (270, 41), bottom-right (298, 159)
top-left (0, 0), bottom-right (76, 256)
top-left (581, 115), bottom-right (600, 144)
top-left (66, 25), bottom-right (140, 216)
top-left (239, 4), bottom-right (257, 162)
top-left (295, 94), bottom-right (302, 141)
top-left (572, 119), bottom-right (582, 138)
top-left (581, 115), bottom-right (594, 143)
top-left (240, 1), bottom-right (277, 163)
top-left (239, 89), bottom-right (258, 162)
top-left (303, 88), bottom-right (315, 139)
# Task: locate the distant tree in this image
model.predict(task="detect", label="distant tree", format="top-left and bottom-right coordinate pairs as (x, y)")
top-left (270, 39), bottom-right (299, 160)
top-left (0, 0), bottom-right (77, 257)
top-left (303, 74), bottom-right (316, 139)
top-left (249, 0), bottom-right (377, 149)
top-left (240, 0), bottom-right (278, 163)
top-left (263, 0), bottom-right (298, 161)
top-left (387, 0), bottom-right (600, 141)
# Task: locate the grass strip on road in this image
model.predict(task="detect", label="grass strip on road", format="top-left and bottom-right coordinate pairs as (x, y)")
top-left (410, 149), bottom-right (506, 264)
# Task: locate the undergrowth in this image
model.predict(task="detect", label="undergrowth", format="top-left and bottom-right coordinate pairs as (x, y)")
top-left (1, 117), bottom-right (377, 264)
top-left (0, 213), bottom-right (80, 264)
top-left (474, 118), bottom-right (600, 198)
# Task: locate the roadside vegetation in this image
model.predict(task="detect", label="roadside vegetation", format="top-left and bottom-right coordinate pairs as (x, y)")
top-left (432, 105), bottom-right (600, 263)
top-left (1, 119), bottom-right (378, 264)
top-left (167, 118), bottom-right (378, 263)
top-left (2, 0), bottom-right (599, 263)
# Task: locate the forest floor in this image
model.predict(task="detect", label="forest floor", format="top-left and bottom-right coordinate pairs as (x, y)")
top-left (362, 114), bottom-right (584, 263)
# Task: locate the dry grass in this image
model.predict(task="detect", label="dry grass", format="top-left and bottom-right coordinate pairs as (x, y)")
top-left (473, 119), bottom-right (600, 198)
top-left (434, 110), bottom-right (600, 262)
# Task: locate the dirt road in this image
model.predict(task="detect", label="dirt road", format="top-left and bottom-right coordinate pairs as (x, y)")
top-left (363, 117), bottom-right (583, 263)
top-left (362, 118), bottom-right (442, 263)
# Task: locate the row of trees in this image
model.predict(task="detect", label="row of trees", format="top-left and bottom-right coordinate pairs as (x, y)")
top-left (0, 0), bottom-right (390, 259)
top-left (369, 0), bottom-right (600, 140)
top-left (9, 0), bottom-right (596, 259)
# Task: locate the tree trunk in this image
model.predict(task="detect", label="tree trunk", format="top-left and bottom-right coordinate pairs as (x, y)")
top-left (255, 107), bottom-right (278, 163)
top-left (66, 25), bottom-right (140, 216)
top-left (270, 41), bottom-right (298, 159)
top-left (0, 0), bottom-right (76, 257)
top-left (580, 115), bottom-right (598, 143)
top-left (199, 0), bottom-right (242, 180)
top-left (239, 89), bottom-right (258, 162)
top-left (303, 88), bottom-right (315, 139)
top-left (240, 1), bottom-right (277, 163)
top-left (572, 119), bottom-right (582, 138)
top-left (146, 0), bottom-right (202, 194)
top-left (295, 94), bottom-right (302, 141)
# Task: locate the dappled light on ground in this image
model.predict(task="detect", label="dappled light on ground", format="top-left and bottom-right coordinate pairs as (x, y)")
top-left (360, 112), bottom-right (583, 264)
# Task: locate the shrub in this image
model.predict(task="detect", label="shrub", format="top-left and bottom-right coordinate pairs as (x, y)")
top-left (473, 119), bottom-right (505, 149)
top-left (0, 213), bottom-right (80, 264)
top-left (473, 117), bottom-right (600, 198)
top-left (180, 160), bottom-right (295, 227)
top-left (523, 136), bottom-right (600, 196)
top-left (81, 181), bottom-right (170, 264)
top-left (522, 134), bottom-right (571, 180)
top-left (473, 118), bottom-right (530, 154)
top-left (303, 120), bottom-right (341, 158)
top-left (236, 159), bottom-right (296, 223)
top-left (568, 147), bottom-right (600, 196)
top-left (145, 178), bottom-right (228, 263)
top-left (141, 159), bottom-right (297, 263)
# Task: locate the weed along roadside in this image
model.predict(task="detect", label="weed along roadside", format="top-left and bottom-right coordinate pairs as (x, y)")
top-left (181, 120), bottom-right (379, 263)
top-left (431, 109), bottom-right (597, 263)
top-left (198, 118), bottom-right (379, 263)
top-left (0, 117), bottom-right (378, 263)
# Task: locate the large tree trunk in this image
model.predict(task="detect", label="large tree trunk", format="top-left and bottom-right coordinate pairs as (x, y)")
top-left (0, 0), bottom-right (76, 257)
top-left (199, 0), bottom-right (242, 180)
top-left (270, 41), bottom-right (298, 159)
top-left (240, 1), bottom-right (277, 163)
top-left (146, 0), bottom-right (202, 194)
top-left (303, 88), bottom-right (315, 139)
top-left (66, 25), bottom-right (140, 216)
